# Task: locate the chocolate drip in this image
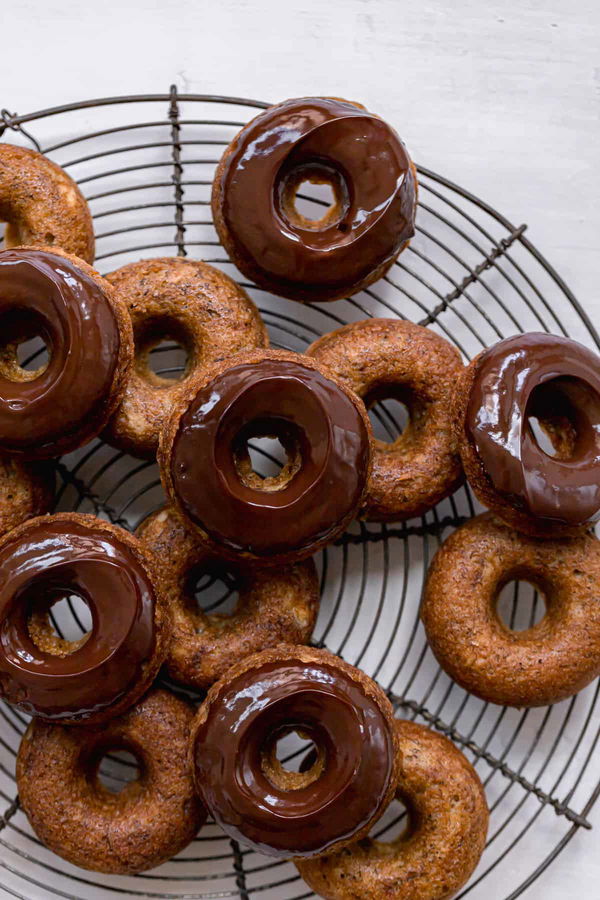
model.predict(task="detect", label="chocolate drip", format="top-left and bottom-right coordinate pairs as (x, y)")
top-left (193, 658), bottom-right (395, 858)
top-left (220, 97), bottom-right (416, 296)
top-left (465, 333), bottom-right (600, 525)
top-left (0, 518), bottom-right (156, 719)
top-left (0, 249), bottom-right (120, 455)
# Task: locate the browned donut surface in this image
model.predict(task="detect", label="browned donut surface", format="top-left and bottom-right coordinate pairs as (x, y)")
top-left (0, 144), bottom-right (94, 262)
top-left (422, 512), bottom-right (600, 707)
top-left (104, 257), bottom-right (268, 457)
top-left (308, 319), bottom-right (464, 521)
top-left (297, 720), bottom-right (488, 900)
top-left (17, 689), bottom-right (206, 874)
top-left (136, 506), bottom-right (320, 688)
top-left (0, 453), bottom-right (54, 538)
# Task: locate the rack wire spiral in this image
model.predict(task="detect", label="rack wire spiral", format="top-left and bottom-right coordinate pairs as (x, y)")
top-left (0, 87), bottom-right (599, 900)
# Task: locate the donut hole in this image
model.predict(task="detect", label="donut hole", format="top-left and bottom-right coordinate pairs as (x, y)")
top-left (495, 577), bottom-right (548, 633)
top-left (0, 311), bottom-right (51, 382)
top-left (186, 563), bottom-right (240, 619)
top-left (278, 162), bottom-right (350, 232)
top-left (262, 727), bottom-right (325, 791)
top-left (91, 745), bottom-right (145, 797)
top-left (233, 418), bottom-right (304, 492)
top-left (526, 376), bottom-right (600, 461)
top-left (368, 794), bottom-right (412, 845)
top-left (134, 316), bottom-right (193, 387)
top-left (364, 385), bottom-right (412, 448)
top-left (26, 588), bottom-right (93, 656)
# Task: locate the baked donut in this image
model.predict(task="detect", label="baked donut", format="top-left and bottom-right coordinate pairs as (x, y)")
top-left (0, 453), bottom-right (54, 538)
top-left (0, 144), bottom-right (94, 263)
top-left (104, 256), bottom-right (268, 458)
top-left (136, 506), bottom-right (320, 688)
top-left (0, 513), bottom-right (169, 723)
top-left (297, 720), bottom-right (488, 900)
top-left (0, 247), bottom-right (133, 459)
top-left (308, 319), bottom-right (464, 521)
top-left (191, 645), bottom-right (399, 859)
top-left (455, 332), bottom-right (600, 537)
top-left (159, 349), bottom-right (372, 566)
top-left (422, 512), bottom-right (600, 707)
top-left (212, 97), bottom-right (417, 303)
top-left (17, 689), bottom-right (206, 874)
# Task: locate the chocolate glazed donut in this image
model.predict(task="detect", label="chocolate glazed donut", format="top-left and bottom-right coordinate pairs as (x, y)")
top-left (191, 646), bottom-right (400, 859)
top-left (0, 247), bottom-right (133, 459)
top-left (160, 350), bottom-right (372, 566)
top-left (0, 513), bottom-right (169, 724)
top-left (212, 97), bottom-right (417, 303)
top-left (455, 332), bottom-right (600, 537)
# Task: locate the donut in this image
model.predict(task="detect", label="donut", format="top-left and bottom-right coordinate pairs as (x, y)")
top-left (17, 688), bottom-right (206, 874)
top-left (159, 349), bottom-right (372, 566)
top-left (421, 512), bottom-right (600, 707)
top-left (0, 513), bottom-right (170, 723)
top-left (0, 144), bottom-right (94, 263)
top-left (104, 257), bottom-right (269, 458)
top-left (454, 332), bottom-right (600, 537)
top-left (297, 719), bottom-right (488, 900)
top-left (308, 319), bottom-right (464, 521)
top-left (137, 506), bottom-right (319, 688)
top-left (0, 247), bottom-right (133, 460)
top-left (212, 97), bottom-right (417, 303)
top-left (0, 453), bottom-right (54, 538)
top-left (191, 645), bottom-right (399, 859)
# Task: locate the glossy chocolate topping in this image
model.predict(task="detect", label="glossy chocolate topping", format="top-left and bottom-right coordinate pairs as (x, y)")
top-left (193, 657), bottom-right (395, 858)
top-left (0, 249), bottom-right (121, 455)
top-left (169, 358), bottom-right (370, 557)
top-left (465, 333), bottom-right (600, 525)
top-left (0, 517), bottom-right (156, 720)
top-left (219, 97), bottom-right (417, 296)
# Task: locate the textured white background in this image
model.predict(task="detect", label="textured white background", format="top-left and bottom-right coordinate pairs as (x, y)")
top-left (2, 1), bottom-right (599, 897)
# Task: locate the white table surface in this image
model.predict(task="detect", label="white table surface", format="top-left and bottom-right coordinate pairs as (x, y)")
top-left (2, 1), bottom-right (599, 898)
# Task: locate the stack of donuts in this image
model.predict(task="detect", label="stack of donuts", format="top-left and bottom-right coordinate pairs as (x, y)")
top-left (0, 96), bottom-right (598, 900)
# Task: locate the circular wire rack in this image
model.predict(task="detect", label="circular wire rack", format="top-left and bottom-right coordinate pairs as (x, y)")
top-left (0, 88), bottom-right (599, 900)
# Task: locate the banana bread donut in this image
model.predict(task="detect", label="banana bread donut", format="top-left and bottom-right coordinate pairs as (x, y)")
top-left (212, 97), bottom-right (417, 303)
top-left (104, 257), bottom-right (268, 458)
top-left (17, 689), bottom-right (206, 874)
top-left (297, 720), bottom-right (488, 900)
top-left (191, 645), bottom-right (399, 859)
top-left (159, 349), bottom-right (372, 566)
top-left (136, 506), bottom-right (320, 688)
top-left (308, 319), bottom-right (464, 521)
top-left (0, 144), bottom-right (94, 263)
top-left (0, 453), bottom-right (54, 538)
top-left (0, 513), bottom-right (169, 723)
top-left (422, 512), bottom-right (600, 707)
top-left (455, 332), bottom-right (600, 538)
top-left (0, 247), bottom-right (132, 459)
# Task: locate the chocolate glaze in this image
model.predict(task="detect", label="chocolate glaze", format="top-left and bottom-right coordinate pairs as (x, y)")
top-left (0, 518), bottom-right (156, 720)
top-left (465, 333), bottom-right (600, 525)
top-left (193, 658), bottom-right (395, 858)
top-left (219, 97), bottom-right (417, 297)
top-left (0, 249), bottom-right (121, 456)
top-left (169, 358), bottom-right (370, 557)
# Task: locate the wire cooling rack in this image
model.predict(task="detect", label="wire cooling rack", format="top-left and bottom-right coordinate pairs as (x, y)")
top-left (0, 87), bottom-right (599, 900)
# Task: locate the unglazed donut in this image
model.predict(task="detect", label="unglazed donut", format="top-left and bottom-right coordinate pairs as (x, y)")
top-left (422, 512), bottom-right (600, 707)
top-left (0, 247), bottom-right (132, 459)
top-left (0, 453), bottom-right (54, 538)
top-left (136, 506), bottom-right (320, 688)
top-left (297, 720), bottom-right (488, 900)
top-left (104, 257), bottom-right (268, 457)
top-left (191, 645), bottom-right (399, 859)
top-left (0, 144), bottom-right (94, 263)
top-left (159, 349), bottom-right (372, 566)
top-left (17, 689), bottom-right (206, 874)
top-left (308, 319), bottom-right (464, 521)
top-left (212, 97), bottom-right (417, 303)
top-left (0, 513), bottom-right (169, 723)
top-left (454, 332), bottom-right (600, 537)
